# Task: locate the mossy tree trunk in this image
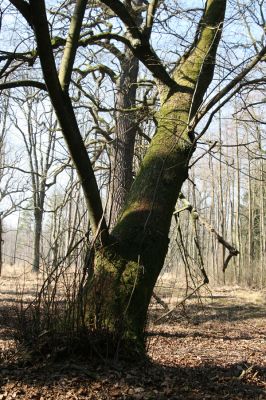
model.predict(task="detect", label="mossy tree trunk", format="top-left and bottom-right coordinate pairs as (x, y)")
top-left (90, 0), bottom-right (227, 353)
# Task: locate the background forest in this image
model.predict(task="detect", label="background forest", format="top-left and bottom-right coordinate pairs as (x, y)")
top-left (1, 101), bottom-right (265, 288)
top-left (1, 0), bottom-right (265, 290)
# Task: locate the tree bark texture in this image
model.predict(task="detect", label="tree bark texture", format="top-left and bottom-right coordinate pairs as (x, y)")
top-left (110, 47), bottom-right (139, 226)
top-left (110, 4), bottom-right (143, 226)
top-left (89, 0), bottom-right (227, 352)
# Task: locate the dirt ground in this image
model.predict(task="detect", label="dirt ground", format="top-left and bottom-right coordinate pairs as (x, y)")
top-left (0, 265), bottom-right (265, 399)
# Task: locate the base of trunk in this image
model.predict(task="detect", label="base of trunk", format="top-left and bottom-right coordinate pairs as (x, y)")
top-left (82, 235), bottom-right (168, 357)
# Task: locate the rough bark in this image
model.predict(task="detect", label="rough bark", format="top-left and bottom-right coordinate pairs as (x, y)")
top-left (109, 3), bottom-right (143, 226)
top-left (110, 46), bottom-right (139, 226)
top-left (88, 0), bottom-right (227, 353)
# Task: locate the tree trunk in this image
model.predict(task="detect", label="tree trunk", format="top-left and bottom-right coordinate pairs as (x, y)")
top-left (248, 154), bottom-right (253, 283)
top-left (110, 48), bottom-right (139, 225)
top-left (86, 0), bottom-right (227, 354)
top-left (32, 207), bottom-right (43, 272)
top-left (89, 93), bottom-right (206, 353)
top-left (235, 121), bottom-right (241, 283)
top-left (90, 92), bottom-right (193, 352)
top-left (109, 3), bottom-right (143, 226)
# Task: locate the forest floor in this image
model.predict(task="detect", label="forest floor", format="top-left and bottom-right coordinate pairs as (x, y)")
top-left (0, 265), bottom-right (265, 399)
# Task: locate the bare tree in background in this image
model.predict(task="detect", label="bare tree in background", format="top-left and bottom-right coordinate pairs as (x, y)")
top-left (9, 90), bottom-right (59, 271)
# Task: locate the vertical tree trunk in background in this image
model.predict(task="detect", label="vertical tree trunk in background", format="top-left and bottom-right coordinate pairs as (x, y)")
top-left (31, 174), bottom-right (48, 271)
top-left (11, 97), bottom-right (58, 272)
top-left (65, 169), bottom-right (74, 255)
top-left (231, 171), bottom-right (236, 283)
top-left (248, 154), bottom-right (253, 284)
top-left (110, 48), bottom-right (139, 225)
top-left (32, 181), bottom-right (47, 272)
top-left (110, 2), bottom-right (143, 226)
top-left (50, 202), bottom-right (59, 269)
top-left (235, 122), bottom-right (241, 283)
top-left (258, 128), bottom-right (265, 288)
top-left (209, 153), bottom-right (217, 281)
top-left (218, 110), bottom-right (225, 283)
top-left (225, 144), bottom-right (233, 282)
top-left (32, 208), bottom-right (43, 272)
top-left (260, 170), bottom-right (265, 288)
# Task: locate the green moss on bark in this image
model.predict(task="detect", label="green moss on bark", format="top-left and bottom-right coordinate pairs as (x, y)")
top-left (83, 0), bottom-right (227, 358)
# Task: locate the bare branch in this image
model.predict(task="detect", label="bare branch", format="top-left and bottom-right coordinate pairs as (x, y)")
top-left (194, 45), bottom-right (266, 126)
top-left (23, 0), bottom-right (109, 241)
top-left (175, 193), bottom-right (239, 273)
top-left (0, 80), bottom-right (46, 91)
top-left (144, 0), bottom-right (159, 39)
top-left (59, 0), bottom-right (88, 92)
top-left (9, 0), bottom-right (33, 26)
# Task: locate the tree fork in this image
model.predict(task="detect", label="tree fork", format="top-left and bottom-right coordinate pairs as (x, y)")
top-left (90, 0), bottom-right (227, 350)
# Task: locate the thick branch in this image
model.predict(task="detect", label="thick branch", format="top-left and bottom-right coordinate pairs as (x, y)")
top-left (100, 0), bottom-right (142, 40)
top-left (0, 80), bottom-right (46, 91)
top-left (59, 0), bottom-right (88, 92)
top-left (144, 0), bottom-right (159, 39)
top-left (173, 0), bottom-right (227, 116)
top-left (100, 0), bottom-right (178, 89)
top-left (74, 64), bottom-right (117, 82)
top-left (9, 0), bottom-right (33, 26)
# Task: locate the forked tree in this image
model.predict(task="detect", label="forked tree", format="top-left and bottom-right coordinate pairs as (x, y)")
top-left (1, 0), bottom-right (266, 355)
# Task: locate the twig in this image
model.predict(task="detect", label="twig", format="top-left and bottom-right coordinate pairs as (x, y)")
top-left (155, 282), bottom-right (205, 322)
top-left (175, 193), bottom-right (239, 272)
top-left (152, 292), bottom-right (169, 311)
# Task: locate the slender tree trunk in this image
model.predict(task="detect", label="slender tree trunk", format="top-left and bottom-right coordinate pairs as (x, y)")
top-left (209, 152), bottom-right (217, 281)
top-left (235, 124), bottom-right (241, 283)
top-left (258, 129), bottom-right (265, 288)
top-left (218, 110), bottom-right (225, 284)
top-left (32, 207), bottom-right (43, 272)
top-left (248, 154), bottom-right (253, 285)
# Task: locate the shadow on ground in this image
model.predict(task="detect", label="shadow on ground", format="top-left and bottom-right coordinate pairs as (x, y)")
top-left (152, 300), bottom-right (266, 325)
top-left (0, 357), bottom-right (265, 399)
